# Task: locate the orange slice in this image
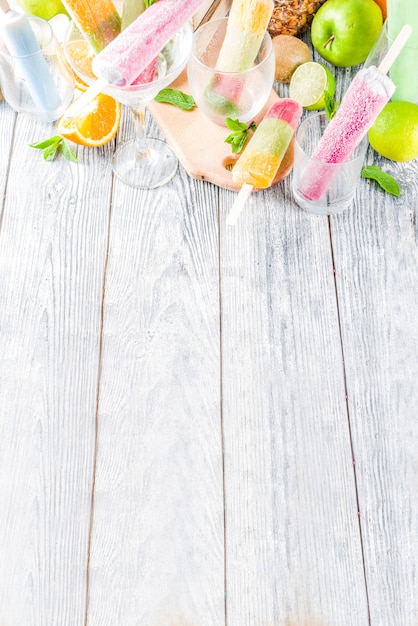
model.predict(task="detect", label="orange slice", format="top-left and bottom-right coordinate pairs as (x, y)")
top-left (56, 92), bottom-right (121, 147)
top-left (65, 39), bottom-right (97, 83)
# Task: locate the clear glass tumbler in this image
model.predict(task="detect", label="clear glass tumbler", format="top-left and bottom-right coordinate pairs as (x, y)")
top-left (0, 14), bottom-right (74, 122)
top-left (292, 112), bottom-right (369, 216)
top-left (365, 19), bottom-right (418, 104)
top-left (187, 16), bottom-right (275, 127)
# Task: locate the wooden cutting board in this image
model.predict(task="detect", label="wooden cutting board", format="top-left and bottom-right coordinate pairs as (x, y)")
top-left (148, 69), bottom-right (295, 192)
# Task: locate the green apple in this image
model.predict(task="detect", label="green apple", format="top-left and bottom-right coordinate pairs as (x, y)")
top-left (15, 0), bottom-right (69, 20)
top-left (311, 0), bottom-right (383, 67)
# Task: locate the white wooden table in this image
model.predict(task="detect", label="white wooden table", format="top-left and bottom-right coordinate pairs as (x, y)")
top-left (0, 48), bottom-right (417, 626)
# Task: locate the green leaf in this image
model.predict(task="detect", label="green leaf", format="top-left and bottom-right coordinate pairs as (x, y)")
top-left (29, 136), bottom-right (62, 150)
top-left (43, 143), bottom-right (60, 161)
top-left (224, 119), bottom-right (256, 154)
top-left (29, 135), bottom-right (78, 162)
top-left (361, 165), bottom-right (401, 196)
top-left (144, 0), bottom-right (158, 6)
top-left (225, 117), bottom-right (249, 131)
top-left (61, 138), bottom-right (78, 162)
top-left (324, 90), bottom-right (339, 121)
top-left (154, 88), bottom-right (196, 110)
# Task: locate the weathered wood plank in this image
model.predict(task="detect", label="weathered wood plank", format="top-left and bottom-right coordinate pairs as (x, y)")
top-left (0, 100), bottom-right (15, 205)
top-left (331, 153), bottom-right (418, 626)
top-left (87, 164), bottom-right (225, 625)
top-left (0, 114), bottom-right (113, 626)
top-left (219, 175), bottom-right (369, 625)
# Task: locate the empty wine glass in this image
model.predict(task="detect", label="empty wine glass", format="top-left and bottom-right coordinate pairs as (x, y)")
top-left (64, 20), bottom-right (193, 189)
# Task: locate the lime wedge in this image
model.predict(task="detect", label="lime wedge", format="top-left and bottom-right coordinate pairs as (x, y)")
top-left (289, 61), bottom-right (335, 110)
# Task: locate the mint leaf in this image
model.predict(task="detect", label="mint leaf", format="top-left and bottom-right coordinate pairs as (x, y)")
top-left (226, 118), bottom-right (249, 131)
top-left (43, 143), bottom-right (60, 161)
top-left (225, 119), bottom-right (256, 154)
top-left (203, 86), bottom-right (240, 117)
top-left (324, 90), bottom-right (339, 121)
top-left (154, 88), bottom-right (196, 110)
top-left (60, 138), bottom-right (78, 162)
top-left (29, 135), bottom-right (78, 162)
top-left (29, 136), bottom-right (62, 150)
top-left (361, 165), bottom-right (400, 196)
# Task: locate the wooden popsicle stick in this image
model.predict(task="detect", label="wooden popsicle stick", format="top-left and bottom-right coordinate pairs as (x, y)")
top-left (63, 79), bottom-right (108, 118)
top-left (378, 23), bottom-right (413, 75)
top-left (226, 183), bottom-right (253, 226)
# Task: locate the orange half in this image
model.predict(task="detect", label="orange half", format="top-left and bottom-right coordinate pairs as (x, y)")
top-left (57, 92), bottom-right (121, 147)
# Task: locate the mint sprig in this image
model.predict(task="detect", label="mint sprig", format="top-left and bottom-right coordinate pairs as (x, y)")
top-left (154, 88), bottom-right (196, 111)
top-left (224, 118), bottom-right (257, 154)
top-left (361, 165), bottom-right (400, 196)
top-left (29, 136), bottom-right (77, 162)
top-left (324, 90), bottom-right (339, 121)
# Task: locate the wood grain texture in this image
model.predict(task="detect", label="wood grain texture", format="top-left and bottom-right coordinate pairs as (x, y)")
top-left (0, 115), bottom-right (114, 626)
top-left (330, 151), bottom-right (418, 626)
top-left (219, 174), bottom-right (369, 625)
top-left (0, 100), bottom-right (15, 207)
top-left (86, 155), bottom-right (225, 625)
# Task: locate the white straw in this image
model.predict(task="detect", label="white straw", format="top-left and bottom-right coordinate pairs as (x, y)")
top-left (378, 23), bottom-right (413, 75)
top-left (226, 183), bottom-right (253, 226)
top-left (63, 78), bottom-right (108, 118)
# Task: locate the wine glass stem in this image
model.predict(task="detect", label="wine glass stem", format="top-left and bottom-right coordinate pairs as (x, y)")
top-left (131, 104), bottom-right (150, 161)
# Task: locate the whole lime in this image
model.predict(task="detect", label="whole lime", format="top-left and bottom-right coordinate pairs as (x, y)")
top-left (368, 101), bottom-right (418, 162)
top-left (15, 0), bottom-right (69, 20)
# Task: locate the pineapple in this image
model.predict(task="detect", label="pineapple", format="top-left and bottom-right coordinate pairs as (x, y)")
top-left (268, 0), bottom-right (328, 37)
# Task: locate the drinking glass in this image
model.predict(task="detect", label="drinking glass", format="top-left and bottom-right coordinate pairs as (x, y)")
top-left (365, 19), bottom-right (418, 104)
top-left (187, 17), bottom-right (275, 127)
top-left (64, 20), bottom-right (193, 189)
top-left (0, 15), bottom-right (74, 122)
top-left (292, 111), bottom-right (369, 216)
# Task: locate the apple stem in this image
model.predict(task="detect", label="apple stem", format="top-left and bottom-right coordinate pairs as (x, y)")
top-left (323, 34), bottom-right (335, 49)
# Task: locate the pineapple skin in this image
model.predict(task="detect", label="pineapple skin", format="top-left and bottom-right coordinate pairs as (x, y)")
top-left (268, 0), bottom-right (328, 37)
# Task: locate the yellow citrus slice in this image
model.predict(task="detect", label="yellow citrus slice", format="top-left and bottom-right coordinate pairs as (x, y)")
top-left (65, 39), bottom-right (97, 83)
top-left (289, 61), bottom-right (335, 110)
top-left (56, 92), bottom-right (121, 147)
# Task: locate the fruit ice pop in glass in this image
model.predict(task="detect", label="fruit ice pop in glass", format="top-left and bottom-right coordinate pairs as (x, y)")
top-left (0, 6), bottom-right (62, 112)
top-left (386, 0), bottom-right (418, 102)
top-left (121, 0), bottom-right (157, 85)
top-left (61, 0), bottom-right (121, 52)
top-left (204, 0), bottom-right (274, 116)
top-left (64, 0), bottom-right (205, 118)
top-left (295, 24), bottom-right (412, 204)
top-left (226, 98), bottom-right (302, 226)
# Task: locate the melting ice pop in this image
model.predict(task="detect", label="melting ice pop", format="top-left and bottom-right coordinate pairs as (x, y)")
top-left (61, 0), bottom-right (121, 53)
top-left (0, 6), bottom-right (62, 112)
top-left (205, 0), bottom-right (274, 117)
top-left (65, 0), bottom-right (204, 118)
top-left (120, 0), bottom-right (157, 86)
top-left (226, 98), bottom-right (302, 226)
top-left (296, 23), bottom-right (413, 203)
top-left (216, 0), bottom-right (274, 72)
top-left (93, 0), bottom-right (204, 87)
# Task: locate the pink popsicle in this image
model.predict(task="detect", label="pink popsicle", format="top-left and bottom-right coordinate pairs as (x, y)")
top-left (298, 66), bottom-right (395, 202)
top-left (92, 0), bottom-right (206, 87)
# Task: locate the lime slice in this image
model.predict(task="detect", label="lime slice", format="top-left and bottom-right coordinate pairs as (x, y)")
top-left (289, 61), bottom-right (335, 110)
